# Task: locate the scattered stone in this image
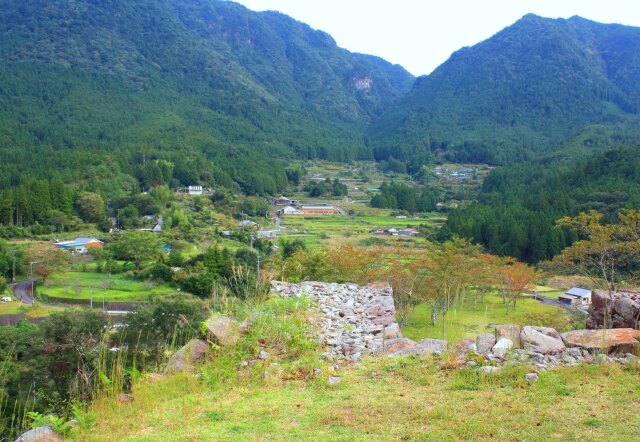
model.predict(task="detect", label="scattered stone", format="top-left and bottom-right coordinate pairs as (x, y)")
top-left (14, 426), bottom-right (63, 442)
top-left (479, 366), bottom-right (501, 374)
top-left (520, 326), bottom-right (565, 355)
top-left (476, 333), bottom-right (496, 355)
top-left (385, 338), bottom-right (447, 357)
top-left (313, 368), bottom-right (323, 376)
top-left (561, 328), bottom-right (640, 354)
top-left (492, 338), bottom-right (513, 359)
top-left (382, 338), bottom-right (416, 356)
top-left (164, 339), bottom-right (209, 374)
top-left (327, 376), bottom-right (342, 386)
top-left (525, 372), bottom-right (538, 382)
top-left (454, 338), bottom-right (475, 361)
top-left (205, 316), bottom-right (241, 347)
top-left (488, 322), bottom-right (496, 328)
top-left (258, 350), bottom-right (270, 360)
top-left (588, 290), bottom-right (640, 329)
top-left (495, 324), bottom-right (521, 348)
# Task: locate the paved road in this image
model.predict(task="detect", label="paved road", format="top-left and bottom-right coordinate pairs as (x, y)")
top-left (12, 279), bottom-right (37, 305)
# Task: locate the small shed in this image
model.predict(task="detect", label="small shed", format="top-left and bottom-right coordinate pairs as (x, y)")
top-left (559, 287), bottom-right (592, 306)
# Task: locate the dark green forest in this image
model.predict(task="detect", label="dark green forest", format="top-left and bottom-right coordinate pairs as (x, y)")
top-left (0, 0), bottom-right (413, 196)
top-left (369, 14), bottom-right (640, 172)
top-left (446, 148), bottom-right (640, 263)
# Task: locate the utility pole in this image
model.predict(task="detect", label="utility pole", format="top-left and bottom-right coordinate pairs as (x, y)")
top-left (90, 289), bottom-right (93, 309)
top-left (102, 291), bottom-right (105, 311)
top-left (29, 261), bottom-right (40, 302)
top-left (116, 209), bottom-right (121, 231)
top-left (256, 255), bottom-right (262, 289)
top-left (250, 234), bottom-right (255, 249)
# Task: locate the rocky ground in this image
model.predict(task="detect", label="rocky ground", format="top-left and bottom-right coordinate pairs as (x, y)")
top-left (271, 281), bottom-right (640, 375)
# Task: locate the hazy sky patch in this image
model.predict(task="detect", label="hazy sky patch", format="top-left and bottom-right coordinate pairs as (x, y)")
top-left (233, 0), bottom-right (640, 75)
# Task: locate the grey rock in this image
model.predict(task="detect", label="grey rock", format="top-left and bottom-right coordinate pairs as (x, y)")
top-left (327, 376), bottom-right (342, 386)
top-left (520, 326), bottom-right (565, 355)
top-left (476, 333), bottom-right (496, 355)
top-left (258, 350), bottom-right (270, 360)
top-left (205, 316), bottom-right (241, 347)
top-left (525, 372), bottom-right (539, 382)
top-left (479, 366), bottom-right (501, 374)
top-left (15, 426), bottom-right (63, 442)
top-left (164, 339), bottom-right (209, 374)
top-left (495, 324), bottom-right (521, 348)
top-left (565, 347), bottom-right (583, 359)
top-left (488, 322), bottom-right (496, 328)
top-left (383, 323), bottom-right (401, 339)
top-left (492, 338), bottom-right (513, 359)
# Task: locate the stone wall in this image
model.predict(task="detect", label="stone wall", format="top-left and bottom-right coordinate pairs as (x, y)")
top-left (587, 290), bottom-right (640, 329)
top-left (271, 281), bottom-right (402, 361)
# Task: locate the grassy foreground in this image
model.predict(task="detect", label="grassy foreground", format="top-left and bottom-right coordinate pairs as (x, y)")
top-left (73, 359), bottom-right (640, 441)
top-left (70, 297), bottom-right (639, 441)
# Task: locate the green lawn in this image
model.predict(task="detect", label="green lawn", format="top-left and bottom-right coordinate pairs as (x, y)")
top-left (75, 356), bottom-right (640, 441)
top-left (40, 272), bottom-right (175, 303)
top-left (0, 301), bottom-right (55, 318)
top-left (403, 293), bottom-right (573, 342)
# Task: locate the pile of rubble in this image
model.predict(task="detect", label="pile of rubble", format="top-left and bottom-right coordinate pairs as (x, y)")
top-left (588, 290), bottom-right (640, 329)
top-left (457, 325), bottom-right (640, 372)
top-left (271, 281), bottom-right (640, 369)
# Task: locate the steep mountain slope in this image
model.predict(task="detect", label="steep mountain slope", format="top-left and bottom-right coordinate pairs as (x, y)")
top-left (369, 14), bottom-right (640, 170)
top-left (0, 0), bottom-right (413, 195)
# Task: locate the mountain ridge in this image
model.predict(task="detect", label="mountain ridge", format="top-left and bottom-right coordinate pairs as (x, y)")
top-left (368, 13), bottom-right (640, 170)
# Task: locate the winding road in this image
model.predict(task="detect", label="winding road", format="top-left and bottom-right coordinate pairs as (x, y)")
top-left (12, 279), bottom-right (37, 305)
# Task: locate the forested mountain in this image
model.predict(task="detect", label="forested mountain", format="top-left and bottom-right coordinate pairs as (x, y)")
top-left (369, 14), bottom-right (640, 171)
top-left (445, 148), bottom-right (640, 263)
top-left (0, 0), bottom-right (413, 196)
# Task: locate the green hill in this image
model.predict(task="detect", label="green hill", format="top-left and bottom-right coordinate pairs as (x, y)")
top-left (0, 0), bottom-right (413, 195)
top-left (446, 147), bottom-right (640, 263)
top-left (369, 14), bottom-right (640, 171)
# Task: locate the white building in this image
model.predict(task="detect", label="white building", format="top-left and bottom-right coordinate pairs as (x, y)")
top-left (188, 186), bottom-right (203, 195)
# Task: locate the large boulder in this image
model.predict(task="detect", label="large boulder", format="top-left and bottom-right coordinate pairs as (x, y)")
top-left (15, 426), bottom-right (63, 442)
top-left (476, 333), bottom-right (496, 355)
top-left (205, 316), bottom-right (241, 347)
top-left (520, 326), bottom-right (565, 354)
top-left (561, 328), bottom-right (640, 354)
top-left (413, 338), bottom-right (447, 356)
top-left (381, 338), bottom-right (416, 356)
top-left (383, 338), bottom-right (447, 357)
top-left (163, 339), bottom-right (209, 374)
top-left (495, 324), bottom-right (521, 348)
top-left (492, 338), bottom-right (513, 359)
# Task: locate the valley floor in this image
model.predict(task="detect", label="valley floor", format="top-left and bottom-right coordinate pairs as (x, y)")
top-left (74, 359), bottom-right (639, 441)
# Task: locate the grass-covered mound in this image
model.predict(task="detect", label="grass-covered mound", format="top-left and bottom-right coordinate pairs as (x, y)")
top-left (71, 297), bottom-right (640, 441)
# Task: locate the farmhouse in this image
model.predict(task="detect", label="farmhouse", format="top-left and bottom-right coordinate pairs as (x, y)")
top-left (301, 205), bottom-right (338, 215)
top-left (257, 229), bottom-right (279, 239)
top-left (271, 196), bottom-right (298, 206)
top-left (55, 237), bottom-right (103, 254)
top-left (276, 206), bottom-right (304, 216)
top-left (188, 185), bottom-right (203, 195)
top-left (558, 287), bottom-right (592, 306)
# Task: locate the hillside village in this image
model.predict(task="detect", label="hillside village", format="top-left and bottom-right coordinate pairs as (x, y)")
top-left (0, 1), bottom-right (640, 441)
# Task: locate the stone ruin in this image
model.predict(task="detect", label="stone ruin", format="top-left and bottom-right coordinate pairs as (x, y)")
top-left (271, 281), bottom-right (640, 371)
top-left (271, 281), bottom-right (448, 361)
top-left (588, 290), bottom-right (640, 329)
